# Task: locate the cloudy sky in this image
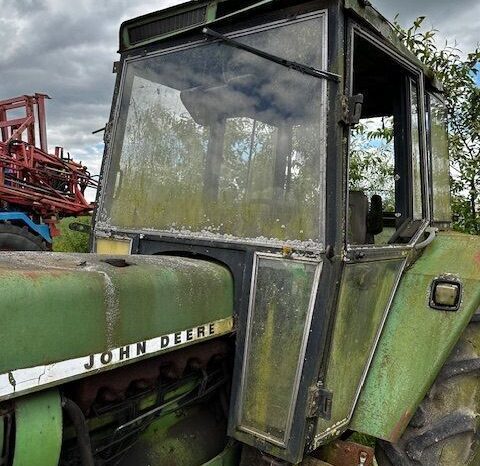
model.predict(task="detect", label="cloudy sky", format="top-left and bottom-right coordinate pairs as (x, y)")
top-left (0, 0), bottom-right (478, 200)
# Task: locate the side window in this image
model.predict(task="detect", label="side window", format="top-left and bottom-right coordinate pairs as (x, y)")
top-left (349, 117), bottom-right (394, 244)
top-left (347, 34), bottom-right (425, 246)
top-left (410, 80), bottom-right (424, 220)
top-left (427, 93), bottom-right (451, 226)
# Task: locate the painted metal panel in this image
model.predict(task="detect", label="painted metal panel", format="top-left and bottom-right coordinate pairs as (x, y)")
top-left (202, 443), bottom-right (241, 466)
top-left (312, 257), bottom-right (405, 448)
top-left (0, 316), bottom-right (232, 400)
top-left (0, 252), bottom-right (233, 400)
top-left (95, 236), bottom-right (132, 255)
top-left (0, 212), bottom-right (52, 243)
top-left (12, 389), bottom-right (62, 466)
top-left (351, 232), bottom-right (480, 441)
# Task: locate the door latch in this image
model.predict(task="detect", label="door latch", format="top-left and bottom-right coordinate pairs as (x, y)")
top-left (341, 94), bottom-right (364, 125)
top-left (307, 383), bottom-right (333, 420)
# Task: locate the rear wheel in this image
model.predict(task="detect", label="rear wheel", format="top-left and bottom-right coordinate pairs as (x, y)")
top-left (376, 311), bottom-right (480, 465)
top-left (0, 223), bottom-right (48, 251)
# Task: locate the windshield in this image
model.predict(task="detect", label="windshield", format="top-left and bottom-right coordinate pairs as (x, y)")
top-left (99, 13), bottom-right (327, 248)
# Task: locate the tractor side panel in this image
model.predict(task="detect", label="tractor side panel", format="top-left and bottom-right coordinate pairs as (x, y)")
top-left (351, 232), bottom-right (480, 441)
top-left (312, 258), bottom-right (405, 447)
top-left (202, 443), bottom-right (242, 466)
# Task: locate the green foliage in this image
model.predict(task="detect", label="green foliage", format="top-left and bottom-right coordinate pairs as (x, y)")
top-left (349, 117), bottom-right (395, 211)
top-left (52, 216), bottom-right (91, 253)
top-left (394, 16), bottom-right (480, 233)
top-left (348, 432), bottom-right (376, 449)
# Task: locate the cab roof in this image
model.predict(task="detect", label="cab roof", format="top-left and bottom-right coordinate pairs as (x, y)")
top-left (118, 0), bottom-right (440, 89)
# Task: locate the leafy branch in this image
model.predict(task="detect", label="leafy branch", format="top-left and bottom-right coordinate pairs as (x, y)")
top-left (394, 16), bottom-right (480, 233)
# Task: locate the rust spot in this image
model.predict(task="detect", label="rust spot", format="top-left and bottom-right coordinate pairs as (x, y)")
top-left (313, 440), bottom-right (374, 466)
top-left (21, 270), bottom-right (64, 279)
top-left (474, 251), bottom-right (480, 267)
top-left (389, 409), bottom-right (411, 442)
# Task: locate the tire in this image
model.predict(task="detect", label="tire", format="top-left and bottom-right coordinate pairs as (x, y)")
top-left (0, 223), bottom-right (48, 251)
top-left (376, 310), bottom-right (480, 466)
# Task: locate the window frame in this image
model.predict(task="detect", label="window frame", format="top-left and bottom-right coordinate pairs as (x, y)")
top-left (344, 22), bottom-right (430, 255)
top-left (426, 91), bottom-right (452, 228)
top-left (235, 252), bottom-right (323, 447)
top-left (96, 10), bottom-right (330, 253)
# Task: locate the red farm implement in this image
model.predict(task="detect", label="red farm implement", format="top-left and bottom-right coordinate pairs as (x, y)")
top-left (0, 93), bottom-right (97, 249)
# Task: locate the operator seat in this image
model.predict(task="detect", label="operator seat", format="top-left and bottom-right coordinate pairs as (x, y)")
top-left (348, 190), bottom-right (369, 245)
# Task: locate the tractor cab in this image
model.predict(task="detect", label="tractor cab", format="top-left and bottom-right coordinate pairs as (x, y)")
top-left (94, 0), bottom-right (451, 463)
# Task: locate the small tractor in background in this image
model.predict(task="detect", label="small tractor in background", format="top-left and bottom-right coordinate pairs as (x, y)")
top-left (0, 93), bottom-right (96, 250)
top-left (0, 1), bottom-right (479, 466)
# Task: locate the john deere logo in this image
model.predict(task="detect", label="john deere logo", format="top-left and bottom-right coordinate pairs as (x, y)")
top-left (83, 323), bottom-right (217, 370)
top-left (0, 317), bottom-right (233, 401)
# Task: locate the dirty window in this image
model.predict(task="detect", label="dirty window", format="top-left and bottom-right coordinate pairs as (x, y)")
top-left (428, 93), bottom-right (451, 224)
top-left (314, 258), bottom-right (404, 440)
top-left (410, 80), bottom-right (423, 220)
top-left (100, 14), bottom-right (327, 249)
top-left (238, 255), bottom-right (321, 445)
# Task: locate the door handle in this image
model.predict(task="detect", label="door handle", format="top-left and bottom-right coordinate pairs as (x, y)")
top-left (414, 226), bottom-right (437, 250)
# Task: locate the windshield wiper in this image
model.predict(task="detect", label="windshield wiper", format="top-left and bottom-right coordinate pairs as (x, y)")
top-left (202, 27), bottom-right (341, 83)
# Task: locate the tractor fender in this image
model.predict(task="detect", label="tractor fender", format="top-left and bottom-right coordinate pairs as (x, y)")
top-left (350, 231), bottom-right (480, 441)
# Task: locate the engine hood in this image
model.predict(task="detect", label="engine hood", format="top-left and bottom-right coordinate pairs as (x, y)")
top-left (0, 252), bottom-right (234, 401)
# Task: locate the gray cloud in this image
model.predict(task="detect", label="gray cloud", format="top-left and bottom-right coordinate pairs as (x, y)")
top-left (0, 0), bottom-right (477, 202)
top-left (0, 0), bottom-right (178, 199)
top-left (375, 0), bottom-right (480, 52)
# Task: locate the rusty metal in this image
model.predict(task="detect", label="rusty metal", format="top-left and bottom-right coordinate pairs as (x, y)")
top-left (240, 446), bottom-right (289, 466)
top-left (302, 460), bottom-right (334, 466)
top-left (69, 340), bottom-right (228, 413)
top-left (313, 440), bottom-right (374, 466)
top-left (0, 94), bottom-right (97, 238)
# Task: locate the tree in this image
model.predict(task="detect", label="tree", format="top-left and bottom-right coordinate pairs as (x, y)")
top-left (349, 117), bottom-right (395, 211)
top-left (394, 17), bottom-right (480, 234)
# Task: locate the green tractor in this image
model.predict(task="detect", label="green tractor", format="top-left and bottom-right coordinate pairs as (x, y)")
top-left (1, 1), bottom-right (479, 465)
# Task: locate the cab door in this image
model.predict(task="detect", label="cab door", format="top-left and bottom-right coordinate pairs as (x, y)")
top-left (310, 24), bottom-right (430, 449)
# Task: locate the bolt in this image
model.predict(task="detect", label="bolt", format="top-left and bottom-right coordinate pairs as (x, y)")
top-left (358, 451), bottom-right (368, 466)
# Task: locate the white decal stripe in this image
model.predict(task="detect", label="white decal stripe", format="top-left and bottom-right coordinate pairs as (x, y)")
top-left (0, 316), bottom-right (233, 400)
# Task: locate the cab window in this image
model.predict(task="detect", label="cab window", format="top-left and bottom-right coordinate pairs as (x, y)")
top-left (348, 33), bottom-right (425, 246)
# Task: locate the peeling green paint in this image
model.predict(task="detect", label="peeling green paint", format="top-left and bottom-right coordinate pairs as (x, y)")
top-left (313, 258), bottom-right (404, 444)
top-left (351, 232), bottom-right (480, 441)
top-left (0, 252), bottom-right (233, 388)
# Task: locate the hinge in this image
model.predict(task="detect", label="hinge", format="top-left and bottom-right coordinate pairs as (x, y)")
top-left (307, 383), bottom-right (333, 420)
top-left (341, 93), bottom-right (364, 125)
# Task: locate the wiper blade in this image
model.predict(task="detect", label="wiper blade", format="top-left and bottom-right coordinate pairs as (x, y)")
top-left (202, 27), bottom-right (341, 83)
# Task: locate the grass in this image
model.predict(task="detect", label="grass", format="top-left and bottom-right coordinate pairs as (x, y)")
top-left (52, 216), bottom-right (91, 253)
